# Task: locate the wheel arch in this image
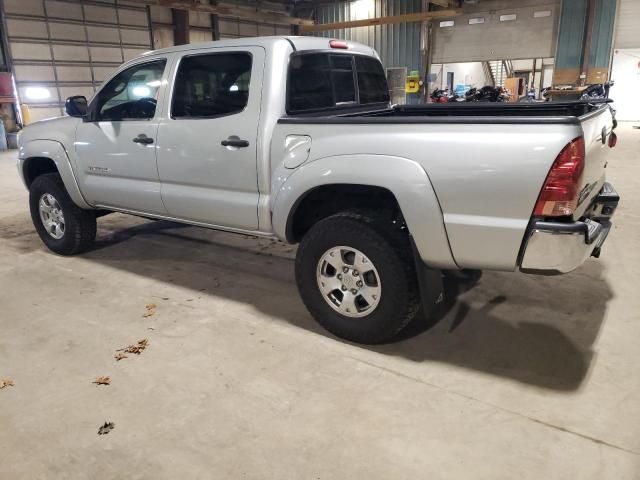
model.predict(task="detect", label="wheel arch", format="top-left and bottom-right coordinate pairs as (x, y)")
top-left (22, 156), bottom-right (58, 188)
top-left (285, 184), bottom-right (402, 243)
top-left (19, 139), bottom-right (91, 209)
top-left (272, 154), bottom-right (458, 269)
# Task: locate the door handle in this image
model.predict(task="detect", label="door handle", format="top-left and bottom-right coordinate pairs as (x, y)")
top-left (133, 134), bottom-right (154, 145)
top-left (221, 136), bottom-right (249, 148)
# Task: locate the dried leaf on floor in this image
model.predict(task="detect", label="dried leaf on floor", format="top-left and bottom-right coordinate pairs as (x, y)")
top-left (116, 338), bottom-right (149, 355)
top-left (92, 376), bottom-right (110, 385)
top-left (0, 379), bottom-right (14, 389)
top-left (98, 421), bottom-right (115, 435)
top-left (142, 303), bottom-right (157, 318)
top-left (114, 352), bottom-right (128, 361)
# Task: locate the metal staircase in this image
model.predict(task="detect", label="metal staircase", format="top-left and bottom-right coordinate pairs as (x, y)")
top-left (487, 60), bottom-right (512, 87)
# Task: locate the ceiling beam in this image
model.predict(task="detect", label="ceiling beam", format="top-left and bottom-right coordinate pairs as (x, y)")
top-left (299, 9), bottom-right (460, 33)
top-left (129, 0), bottom-right (314, 26)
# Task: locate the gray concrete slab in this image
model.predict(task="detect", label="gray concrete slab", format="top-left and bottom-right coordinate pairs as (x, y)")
top-left (1, 125), bottom-right (639, 479)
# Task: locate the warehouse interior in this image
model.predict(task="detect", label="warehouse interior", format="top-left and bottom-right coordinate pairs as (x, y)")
top-left (1, 0), bottom-right (639, 478)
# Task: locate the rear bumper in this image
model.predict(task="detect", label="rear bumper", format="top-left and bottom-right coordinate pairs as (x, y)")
top-left (519, 182), bottom-right (618, 275)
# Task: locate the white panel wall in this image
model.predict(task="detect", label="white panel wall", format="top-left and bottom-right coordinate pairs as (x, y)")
top-left (611, 1), bottom-right (640, 121)
top-left (610, 49), bottom-right (640, 121)
top-left (5, 0), bottom-right (152, 121)
top-left (429, 62), bottom-right (490, 90)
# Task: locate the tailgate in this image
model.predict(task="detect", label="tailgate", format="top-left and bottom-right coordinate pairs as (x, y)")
top-left (573, 105), bottom-right (615, 219)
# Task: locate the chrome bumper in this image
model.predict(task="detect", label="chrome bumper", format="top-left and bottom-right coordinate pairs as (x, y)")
top-left (520, 183), bottom-right (618, 275)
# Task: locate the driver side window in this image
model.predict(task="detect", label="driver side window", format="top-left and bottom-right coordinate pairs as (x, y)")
top-left (95, 59), bottom-right (166, 121)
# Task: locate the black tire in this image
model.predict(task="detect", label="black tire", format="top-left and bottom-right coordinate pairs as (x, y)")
top-left (295, 212), bottom-right (420, 344)
top-left (29, 173), bottom-right (96, 255)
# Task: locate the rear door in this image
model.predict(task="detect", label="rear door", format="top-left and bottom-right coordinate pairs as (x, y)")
top-left (156, 47), bottom-right (265, 230)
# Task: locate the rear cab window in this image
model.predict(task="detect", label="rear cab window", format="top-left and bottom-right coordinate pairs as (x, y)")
top-left (287, 52), bottom-right (390, 114)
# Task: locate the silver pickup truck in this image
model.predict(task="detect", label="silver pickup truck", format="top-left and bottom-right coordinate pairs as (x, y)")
top-left (17, 36), bottom-right (620, 344)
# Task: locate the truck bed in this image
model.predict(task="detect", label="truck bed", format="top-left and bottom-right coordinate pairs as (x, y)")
top-left (274, 99), bottom-right (614, 271)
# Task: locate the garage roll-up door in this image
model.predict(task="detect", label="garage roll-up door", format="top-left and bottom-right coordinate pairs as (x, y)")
top-left (4, 0), bottom-right (152, 122)
top-left (432, 1), bottom-right (560, 63)
top-left (615, 0), bottom-right (640, 49)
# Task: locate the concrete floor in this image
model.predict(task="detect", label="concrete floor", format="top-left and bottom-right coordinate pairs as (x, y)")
top-left (0, 125), bottom-right (639, 479)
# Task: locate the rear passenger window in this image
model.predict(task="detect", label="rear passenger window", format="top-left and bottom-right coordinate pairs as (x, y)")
top-left (172, 53), bottom-right (251, 118)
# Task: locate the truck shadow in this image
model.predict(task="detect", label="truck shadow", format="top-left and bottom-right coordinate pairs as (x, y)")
top-left (81, 217), bottom-right (612, 392)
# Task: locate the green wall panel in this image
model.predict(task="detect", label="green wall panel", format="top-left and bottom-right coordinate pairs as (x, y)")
top-left (555, 0), bottom-right (587, 70)
top-left (589, 0), bottom-right (617, 68)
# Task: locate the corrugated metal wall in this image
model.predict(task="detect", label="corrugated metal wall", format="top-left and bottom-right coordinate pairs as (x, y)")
top-left (312, 0), bottom-right (423, 75)
top-left (586, 0), bottom-right (616, 83)
top-left (553, 0), bottom-right (587, 84)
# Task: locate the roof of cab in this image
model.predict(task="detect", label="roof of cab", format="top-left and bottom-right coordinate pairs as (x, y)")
top-left (143, 36), bottom-right (377, 58)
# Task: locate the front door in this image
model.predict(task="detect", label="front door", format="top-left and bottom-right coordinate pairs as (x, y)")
top-left (156, 47), bottom-right (264, 230)
top-left (74, 59), bottom-right (168, 214)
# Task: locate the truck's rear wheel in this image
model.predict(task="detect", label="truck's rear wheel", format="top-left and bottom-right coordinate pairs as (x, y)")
top-left (29, 173), bottom-right (96, 255)
top-left (295, 212), bottom-right (420, 344)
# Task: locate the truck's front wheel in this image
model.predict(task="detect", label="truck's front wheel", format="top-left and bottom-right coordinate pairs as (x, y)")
top-left (295, 212), bottom-right (420, 344)
top-left (29, 173), bottom-right (96, 255)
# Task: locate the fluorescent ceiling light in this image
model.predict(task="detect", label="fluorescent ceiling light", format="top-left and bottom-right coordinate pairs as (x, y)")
top-left (440, 20), bottom-right (454, 27)
top-left (500, 14), bottom-right (517, 21)
top-left (24, 86), bottom-right (50, 100)
top-left (534, 10), bottom-right (552, 18)
top-left (351, 0), bottom-right (373, 21)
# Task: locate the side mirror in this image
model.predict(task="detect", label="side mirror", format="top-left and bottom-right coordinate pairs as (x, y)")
top-left (65, 95), bottom-right (88, 118)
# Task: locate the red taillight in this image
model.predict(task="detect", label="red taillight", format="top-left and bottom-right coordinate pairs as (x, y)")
top-left (329, 39), bottom-right (348, 49)
top-left (534, 137), bottom-right (585, 217)
top-left (608, 131), bottom-right (617, 148)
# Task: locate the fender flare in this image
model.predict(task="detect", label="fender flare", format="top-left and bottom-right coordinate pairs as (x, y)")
top-left (272, 154), bottom-right (458, 269)
top-left (19, 139), bottom-right (92, 209)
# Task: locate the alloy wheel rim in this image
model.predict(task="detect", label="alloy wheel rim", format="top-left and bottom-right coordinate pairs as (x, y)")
top-left (38, 193), bottom-right (65, 239)
top-left (316, 246), bottom-right (382, 318)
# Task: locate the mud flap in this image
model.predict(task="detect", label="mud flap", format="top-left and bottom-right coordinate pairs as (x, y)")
top-left (411, 239), bottom-right (444, 317)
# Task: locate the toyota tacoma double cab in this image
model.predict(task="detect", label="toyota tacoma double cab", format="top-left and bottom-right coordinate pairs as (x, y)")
top-left (17, 36), bottom-right (620, 344)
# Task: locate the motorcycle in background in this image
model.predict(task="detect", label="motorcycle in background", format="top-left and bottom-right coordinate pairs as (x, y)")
top-left (431, 85), bottom-right (512, 103)
top-left (465, 85), bottom-right (510, 102)
top-left (581, 81), bottom-right (615, 100)
top-left (430, 88), bottom-right (450, 103)
top-left (430, 88), bottom-right (467, 103)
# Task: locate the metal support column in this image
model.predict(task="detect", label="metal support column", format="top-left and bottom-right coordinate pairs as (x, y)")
top-left (172, 8), bottom-right (189, 45)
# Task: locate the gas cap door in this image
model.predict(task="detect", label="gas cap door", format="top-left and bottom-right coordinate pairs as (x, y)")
top-left (284, 135), bottom-right (312, 169)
